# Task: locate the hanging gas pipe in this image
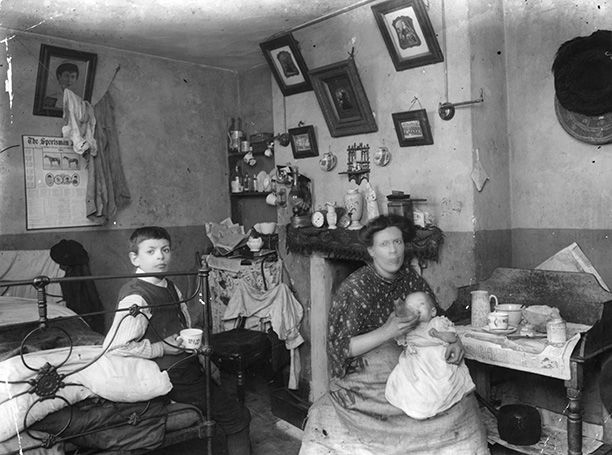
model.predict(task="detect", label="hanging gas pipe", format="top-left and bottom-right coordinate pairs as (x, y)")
top-left (438, 88), bottom-right (485, 120)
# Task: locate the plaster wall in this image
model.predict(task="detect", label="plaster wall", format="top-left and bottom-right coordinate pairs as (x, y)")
top-left (504, 0), bottom-right (612, 285)
top-left (0, 31), bottom-right (239, 313)
top-left (468, 1), bottom-right (512, 280)
top-left (274, 0), bottom-right (481, 307)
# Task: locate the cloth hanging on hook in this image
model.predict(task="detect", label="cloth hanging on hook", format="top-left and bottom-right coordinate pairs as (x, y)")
top-left (471, 148), bottom-right (489, 192)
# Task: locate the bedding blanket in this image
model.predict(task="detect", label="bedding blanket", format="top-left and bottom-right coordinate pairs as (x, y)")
top-left (0, 318), bottom-right (172, 443)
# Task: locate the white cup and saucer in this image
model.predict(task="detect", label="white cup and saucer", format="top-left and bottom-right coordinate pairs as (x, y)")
top-left (483, 311), bottom-right (516, 334)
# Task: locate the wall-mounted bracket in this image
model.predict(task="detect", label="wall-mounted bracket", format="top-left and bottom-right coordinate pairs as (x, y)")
top-left (339, 142), bottom-right (370, 184)
top-left (438, 89), bottom-right (485, 120)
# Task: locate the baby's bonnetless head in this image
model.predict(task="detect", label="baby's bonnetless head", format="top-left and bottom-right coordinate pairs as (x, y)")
top-left (397, 291), bottom-right (437, 322)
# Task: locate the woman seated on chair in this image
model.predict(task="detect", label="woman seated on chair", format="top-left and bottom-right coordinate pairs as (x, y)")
top-left (299, 214), bottom-right (488, 455)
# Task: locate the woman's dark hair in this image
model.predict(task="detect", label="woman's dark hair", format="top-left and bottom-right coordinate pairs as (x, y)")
top-left (56, 62), bottom-right (79, 79)
top-left (359, 214), bottom-right (416, 247)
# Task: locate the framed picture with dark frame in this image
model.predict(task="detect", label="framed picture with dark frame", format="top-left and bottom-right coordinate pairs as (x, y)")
top-left (260, 33), bottom-right (311, 96)
top-left (392, 109), bottom-right (434, 146)
top-left (288, 125), bottom-right (319, 159)
top-left (371, 0), bottom-right (444, 72)
top-left (33, 44), bottom-right (97, 117)
top-left (309, 58), bottom-right (378, 137)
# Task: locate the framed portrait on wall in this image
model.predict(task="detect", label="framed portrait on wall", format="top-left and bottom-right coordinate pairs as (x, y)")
top-left (260, 33), bottom-right (312, 96)
top-left (33, 44), bottom-right (97, 118)
top-left (309, 58), bottom-right (378, 137)
top-left (288, 125), bottom-right (319, 159)
top-left (371, 0), bottom-right (444, 71)
top-left (392, 109), bottom-right (433, 146)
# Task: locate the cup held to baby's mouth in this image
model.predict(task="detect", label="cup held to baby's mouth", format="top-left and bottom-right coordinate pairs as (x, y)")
top-left (394, 299), bottom-right (419, 319)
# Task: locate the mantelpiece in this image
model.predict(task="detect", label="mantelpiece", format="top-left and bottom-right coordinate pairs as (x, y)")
top-left (286, 224), bottom-right (444, 266)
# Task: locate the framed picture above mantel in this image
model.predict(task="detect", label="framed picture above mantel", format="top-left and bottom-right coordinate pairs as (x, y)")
top-left (288, 125), bottom-right (319, 159)
top-left (371, 0), bottom-right (444, 72)
top-left (392, 109), bottom-right (433, 146)
top-left (309, 58), bottom-right (378, 138)
top-left (260, 33), bottom-right (312, 96)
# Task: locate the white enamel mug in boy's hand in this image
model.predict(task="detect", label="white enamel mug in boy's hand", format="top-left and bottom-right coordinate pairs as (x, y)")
top-left (178, 328), bottom-right (203, 350)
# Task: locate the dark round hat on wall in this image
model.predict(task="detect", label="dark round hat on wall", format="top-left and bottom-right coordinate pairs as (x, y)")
top-left (552, 29), bottom-right (612, 116)
top-left (552, 30), bottom-right (612, 145)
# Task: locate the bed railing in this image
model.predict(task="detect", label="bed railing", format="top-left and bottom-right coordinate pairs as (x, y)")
top-left (0, 264), bottom-right (216, 454)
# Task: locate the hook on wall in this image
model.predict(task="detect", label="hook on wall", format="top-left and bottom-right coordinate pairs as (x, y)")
top-left (438, 88), bottom-right (485, 121)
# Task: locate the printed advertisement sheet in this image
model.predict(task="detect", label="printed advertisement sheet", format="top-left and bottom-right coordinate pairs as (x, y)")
top-left (22, 135), bottom-right (101, 230)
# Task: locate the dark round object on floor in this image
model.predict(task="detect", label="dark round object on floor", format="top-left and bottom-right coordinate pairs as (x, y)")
top-left (496, 403), bottom-right (542, 446)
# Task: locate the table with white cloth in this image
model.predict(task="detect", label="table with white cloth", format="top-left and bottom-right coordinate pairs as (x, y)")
top-left (449, 267), bottom-right (612, 455)
top-left (456, 323), bottom-right (600, 455)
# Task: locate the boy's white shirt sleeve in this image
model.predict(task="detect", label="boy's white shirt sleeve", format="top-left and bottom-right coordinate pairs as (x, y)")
top-left (103, 294), bottom-right (165, 358)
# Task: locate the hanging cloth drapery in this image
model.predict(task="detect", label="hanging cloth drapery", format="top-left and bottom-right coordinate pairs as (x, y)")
top-left (62, 88), bottom-right (97, 156)
top-left (60, 65), bottom-right (130, 223)
top-left (87, 89), bottom-right (131, 221)
top-left (62, 67), bottom-right (130, 224)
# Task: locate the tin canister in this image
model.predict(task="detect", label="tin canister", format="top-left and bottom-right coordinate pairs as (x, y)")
top-left (546, 318), bottom-right (567, 345)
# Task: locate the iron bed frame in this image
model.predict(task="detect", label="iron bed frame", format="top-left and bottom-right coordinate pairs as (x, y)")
top-left (0, 264), bottom-right (216, 455)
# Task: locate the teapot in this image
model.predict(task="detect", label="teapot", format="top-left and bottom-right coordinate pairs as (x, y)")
top-left (246, 236), bottom-right (263, 252)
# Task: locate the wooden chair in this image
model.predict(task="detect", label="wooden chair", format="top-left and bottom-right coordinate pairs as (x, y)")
top-left (210, 318), bottom-right (285, 404)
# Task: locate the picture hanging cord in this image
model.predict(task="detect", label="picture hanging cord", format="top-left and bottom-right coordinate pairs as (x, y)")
top-left (283, 95), bottom-right (287, 132)
top-left (103, 65), bottom-right (121, 94)
top-left (407, 96), bottom-right (423, 111)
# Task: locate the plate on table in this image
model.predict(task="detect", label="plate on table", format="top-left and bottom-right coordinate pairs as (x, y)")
top-left (481, 326), bottom-right (517, 335)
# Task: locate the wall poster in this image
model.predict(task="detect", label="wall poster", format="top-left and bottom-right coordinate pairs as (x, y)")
top-left (22, 135), bottom-right (102, 230)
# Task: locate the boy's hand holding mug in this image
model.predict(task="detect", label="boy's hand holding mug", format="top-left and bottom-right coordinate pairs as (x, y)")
top-left (162, 333), bottom-right (184, 355)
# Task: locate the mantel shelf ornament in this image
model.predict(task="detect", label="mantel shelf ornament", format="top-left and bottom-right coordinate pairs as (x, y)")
top-left (339, 142), bottom-right (370, 184)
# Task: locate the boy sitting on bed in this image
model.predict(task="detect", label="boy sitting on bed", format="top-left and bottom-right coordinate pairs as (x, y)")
top-left (103, 226), bottom-right (251, 455)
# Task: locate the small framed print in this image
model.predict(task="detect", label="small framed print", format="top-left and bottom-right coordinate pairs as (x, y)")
top-left (288, 125), bottom-right (319, 159)
top-left (260, 33), bottom-right (312, 96)
top-left (33, 44), bottom-right (97, 117)
top-left (309, 58), bottom-right (378, 137)
top-left (392, 109), bottom-right (434, 146)
top-left (371, 0), bottom-right (444, 72)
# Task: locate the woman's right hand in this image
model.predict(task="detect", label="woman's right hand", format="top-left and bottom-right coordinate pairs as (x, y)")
top-left (382, 311), bottom-right (419, 339)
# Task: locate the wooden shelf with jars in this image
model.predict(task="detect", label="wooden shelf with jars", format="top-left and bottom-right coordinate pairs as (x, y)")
top-left (228, 140), bottom-right (276, 228)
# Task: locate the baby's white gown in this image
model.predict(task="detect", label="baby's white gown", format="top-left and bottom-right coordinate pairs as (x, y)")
top-left (385, 316), bottom-right (475, 419)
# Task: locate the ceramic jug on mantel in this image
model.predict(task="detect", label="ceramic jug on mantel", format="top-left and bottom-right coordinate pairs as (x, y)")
top-left (326, 202), bottom-right (337, 229)
top-left (344, 188), bottom-right (363, 230)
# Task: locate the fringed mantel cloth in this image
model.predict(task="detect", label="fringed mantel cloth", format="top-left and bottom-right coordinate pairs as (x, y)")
top-left (285, 224), bottom-right (444, 266)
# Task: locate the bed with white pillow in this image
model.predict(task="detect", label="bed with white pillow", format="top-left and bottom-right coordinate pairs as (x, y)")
top-left (0, 250), bottom-right (210, 455)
